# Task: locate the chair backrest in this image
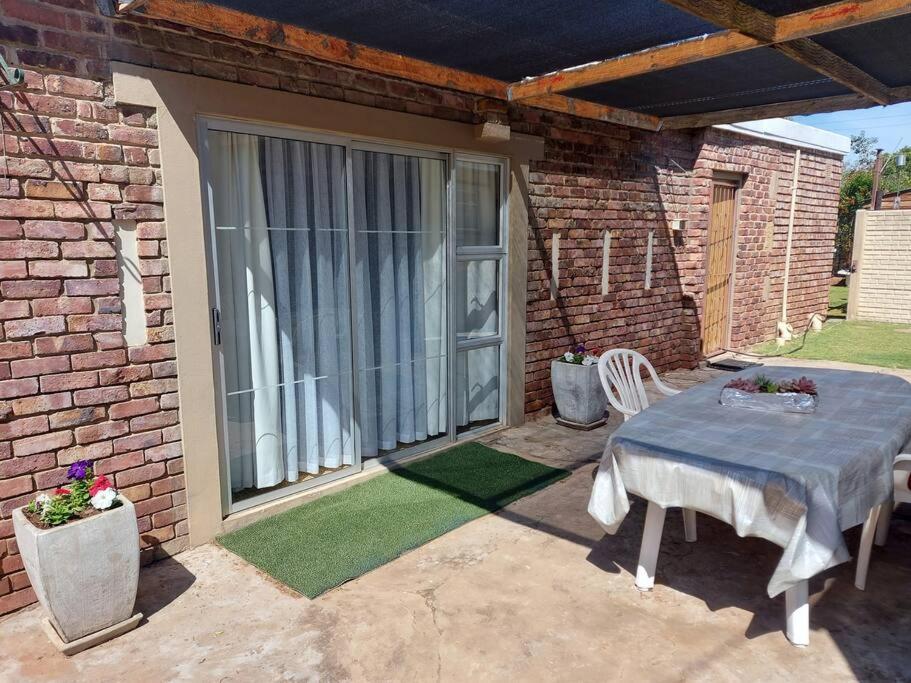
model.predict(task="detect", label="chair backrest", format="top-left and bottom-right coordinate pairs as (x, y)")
top-left (597, 349), bottom-right (667, 420)
top-left (896, 451), bottom-right (911, 505)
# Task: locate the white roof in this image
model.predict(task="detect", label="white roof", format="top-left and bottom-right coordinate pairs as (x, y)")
top-left (713, 117), bottom-right (850, 156)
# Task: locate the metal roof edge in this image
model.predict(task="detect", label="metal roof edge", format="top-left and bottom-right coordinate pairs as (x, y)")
top-left (713, 118), bottom-right (851, 156)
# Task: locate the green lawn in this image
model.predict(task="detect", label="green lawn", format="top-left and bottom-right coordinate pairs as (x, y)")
top-left (827, 284), bottom-right (848, 319)
top-left (754, 318), bottom-right (911, 369)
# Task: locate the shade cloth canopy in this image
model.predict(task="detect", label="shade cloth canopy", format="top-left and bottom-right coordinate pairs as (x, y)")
top-left (588, 367), bottom-right (911, 597)
top-left (195, 0), bottom-right (911, 121)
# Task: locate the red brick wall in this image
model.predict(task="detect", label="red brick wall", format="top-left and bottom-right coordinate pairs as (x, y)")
top-left (695, 128), bottom-right (841, 349)
top-left (0, 1), bottom-right (841, 614)
top-left (520, 123), bottom-right (841, 413)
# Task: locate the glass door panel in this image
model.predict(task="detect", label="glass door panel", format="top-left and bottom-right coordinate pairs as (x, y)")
top-left (456, 160), bottom-right (501, 246)
top-left (453, 157), bottom-right (505, 435)
top-left (207, 129), bottom-right (356, 506)
top-left (455, 259), bottom-right (499, 342)
top-left (351, 148), bottom-right (449, 458)
top-left (455, 345), bottom-right (500, 434)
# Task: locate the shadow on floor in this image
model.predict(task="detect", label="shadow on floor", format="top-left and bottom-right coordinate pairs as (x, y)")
top-left (481, 406), bottom-right (911, 681)
top-left (134, 556), bottom-right (197, 620)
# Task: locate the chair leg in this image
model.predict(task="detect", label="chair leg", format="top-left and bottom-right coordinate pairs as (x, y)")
top-left (636, 501), bottom-right (666, 591)
top-left (874, 500), bottom-right (893, 547)
top-left (854, 504), bottom-right (881, 591)
top-left (682, 508), bottom-right (697, 542)
top-left (785, 580), bottom-right (810, 647)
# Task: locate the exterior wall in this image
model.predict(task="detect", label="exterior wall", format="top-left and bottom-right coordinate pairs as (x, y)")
top-left (0, 1), bottom-right (840, 614)
top-left (521, 125), bottom-right (842, 413)
top-left (847, 210), bottom-right (911, 324)
top-left (696, 129), bottom-right (841, 349)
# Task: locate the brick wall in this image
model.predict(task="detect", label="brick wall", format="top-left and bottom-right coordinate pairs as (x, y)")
top-left (520, 124), bottom-right (842, 413)
top-left (849, 210), bottom-right (911, 324)
top-left (520, 123), bottom-right (703, 412)
top-left (695, 128), bottom-right (841, 349)
top-left (0, 0), bottom-right (841, 614)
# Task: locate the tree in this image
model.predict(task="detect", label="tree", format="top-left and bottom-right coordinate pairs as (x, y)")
top-left (834, 133), bottom-right (876, 272)
top-left (880, 144), bottom-right (911, 196)
top-left (847, 131), bottom-right (878, 171)
top-left (836, 170), bottom-right (872, 271)
top-left (833, 132), bottom-right (910, 272)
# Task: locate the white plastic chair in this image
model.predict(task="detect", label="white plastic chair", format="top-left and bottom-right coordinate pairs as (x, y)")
top-left (854, 444), bottom-right (911, 590)
top-left (597, 349), bottom-right (697, 542)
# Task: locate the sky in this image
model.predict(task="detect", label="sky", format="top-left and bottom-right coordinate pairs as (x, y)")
top-left (791, 101), bottom-right (911, 165)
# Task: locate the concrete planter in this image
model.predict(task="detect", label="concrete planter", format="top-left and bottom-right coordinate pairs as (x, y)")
top-left (551, 360), bottom-right (608, 429)
top-left (12, 496), bottom-right (141, 652)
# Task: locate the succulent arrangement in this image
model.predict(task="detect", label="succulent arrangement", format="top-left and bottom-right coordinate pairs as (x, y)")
top-left (724, 374), bottom-right (817, 395)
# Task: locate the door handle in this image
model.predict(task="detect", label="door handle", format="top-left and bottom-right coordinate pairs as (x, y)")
top-left (211, 307), bottom-right (222, 346)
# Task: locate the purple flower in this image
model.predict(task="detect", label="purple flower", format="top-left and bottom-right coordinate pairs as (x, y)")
top-left (67, 459), bottom-right (93, 481)
top-left (574, 344), bottom-right (585, 354)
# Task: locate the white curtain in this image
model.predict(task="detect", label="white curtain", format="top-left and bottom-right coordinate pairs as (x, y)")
top-left (210, 134), bottom-right (504, 492)
top-left (421, 160), bottom-right (448, 438)
top-left (352, 150), bottom-right (448, 457)
top-left (210, 133), bottom-right (284, 491)
top-left (262, 137), bottom-right (353, 477)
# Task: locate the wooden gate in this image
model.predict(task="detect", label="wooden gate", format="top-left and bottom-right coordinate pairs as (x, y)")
top-left (702, 179), bottom-right (738, 356)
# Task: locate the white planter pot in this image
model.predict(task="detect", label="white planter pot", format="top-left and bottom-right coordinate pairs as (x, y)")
top-left (550, 360), bottom-right (608, 428)
top-left (13, 496), bottom-right (140, 644)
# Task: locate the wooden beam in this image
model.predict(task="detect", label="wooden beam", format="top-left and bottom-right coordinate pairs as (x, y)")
top-left (508, 0), bottom-right (911, 100)
top-left (663, 0), bottom-right (776, 40)
top-left (775, 39), bottom-right (892, 105)
top-left (666, 0), bottom-right (894, 104)
top-left (776, 0), bottom-right (911, 42)
top-left (660, 85), bottom-right (911, 129)
top-left (508, 32), bottom-right (763, 101)
top-left (136, 0), bottom-right (660, 130)
top-left (523, 94), bottom-right (661, 130)
top-left (140, 0), bottom-right (505, 98)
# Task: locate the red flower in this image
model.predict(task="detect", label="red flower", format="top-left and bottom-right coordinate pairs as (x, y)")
top-left (89, 475), bottom-right (113, 497)
top-left (54, 487), bottom-right (71, 495)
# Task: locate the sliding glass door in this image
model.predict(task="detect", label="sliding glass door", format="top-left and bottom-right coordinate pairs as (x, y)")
top-left (206, 128), bottom-right (356, 507)
top-left (351, 147), bottom-right (449, 459)
top-left (202, 121), bottom-right (506, 511)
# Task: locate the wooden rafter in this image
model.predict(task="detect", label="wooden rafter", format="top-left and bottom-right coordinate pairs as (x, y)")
top-left (508, 32), bottom-right (763, 101)
top-left (135, 0), bottom-right (661, 131)
top-left (508, 0), bottom-right (911, 101)
top-left (661, 85), bottom-right (911, 129)
top-left (665, 0), bottom-right (776, 41)
top-left (774, 39), bottom-right (892, 104)
top-left (665, 0), bottom-right (893, 105)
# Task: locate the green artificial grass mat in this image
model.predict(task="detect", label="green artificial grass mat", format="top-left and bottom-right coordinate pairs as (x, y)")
top-left (218, 442), bottom-right (569, 598)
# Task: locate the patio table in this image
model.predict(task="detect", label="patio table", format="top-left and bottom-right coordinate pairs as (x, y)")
top-left (587, 366), bottom-right (911, 646)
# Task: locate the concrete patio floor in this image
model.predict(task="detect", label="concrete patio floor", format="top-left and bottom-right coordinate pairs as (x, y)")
top-left (2, 363), bottom-right (910, 681)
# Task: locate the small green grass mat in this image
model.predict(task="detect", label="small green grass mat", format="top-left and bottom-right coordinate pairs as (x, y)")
top-left (218, 442), bottom-right (569, 598)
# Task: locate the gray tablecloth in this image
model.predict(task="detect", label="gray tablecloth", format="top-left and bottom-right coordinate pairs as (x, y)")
top-left (588, 367), bottom-right (911, 597)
